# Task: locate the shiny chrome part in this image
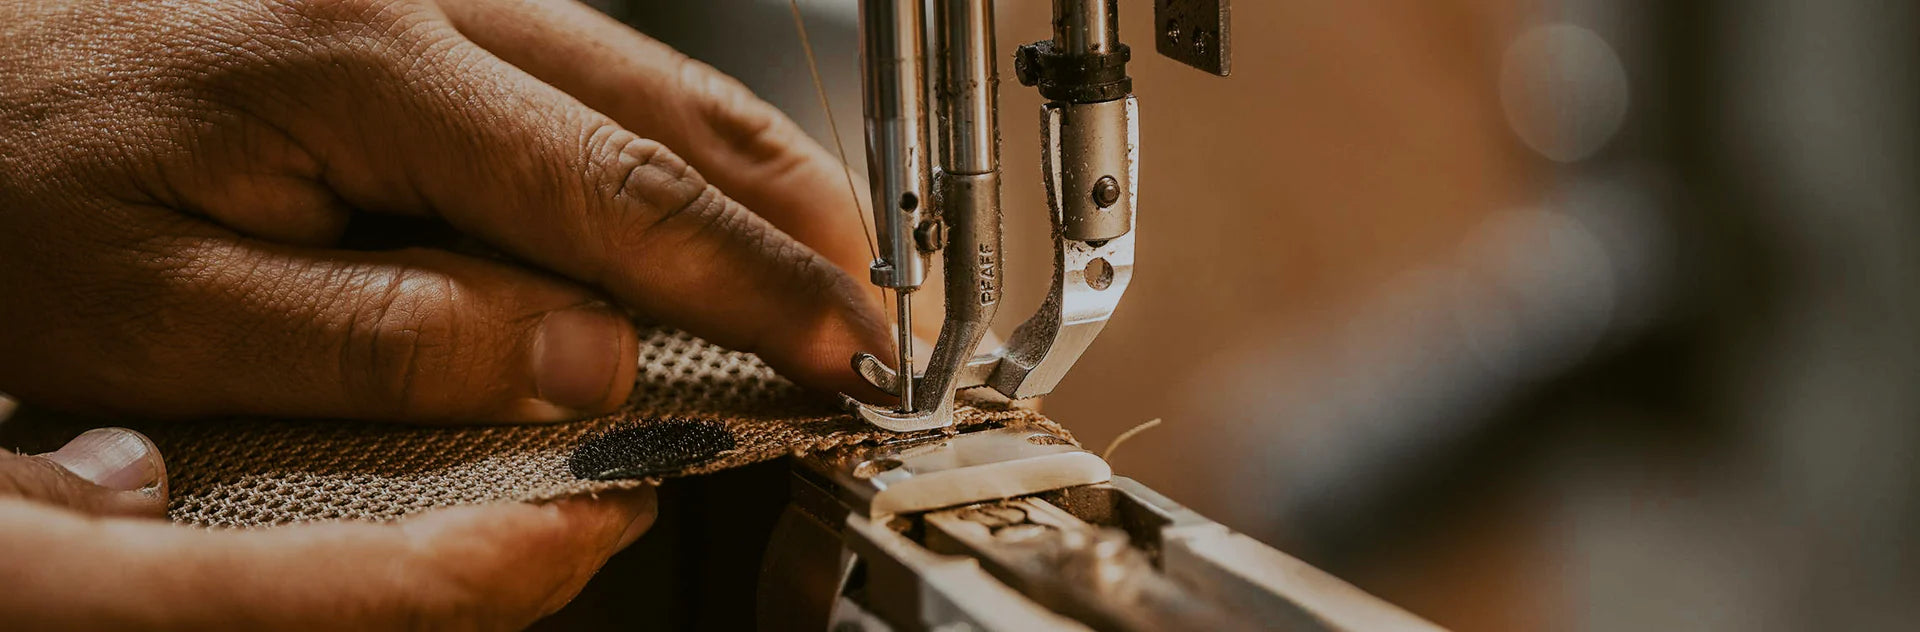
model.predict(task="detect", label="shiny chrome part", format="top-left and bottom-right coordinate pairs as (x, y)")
top-left (940, 0), bottom-right (997, 175)
top-left (843, 378), bottom-right (955, 433)
top-left (972, 97), bottom-right (1139, 399)
top-left (1053, 0), bottom-right (1119, 55)
top-left (1055, 98), bottom-right (1134, 241)
top-left (859, 0), bottom-right (931, 290)
top-left (895, 289), bottom-right (915, 411)
top-left (850, 0), bottom-right (1006, 432)
top-left (852, 351), bottom-right (903, 394)
top-left (858, 0), bottom-right (934, 422)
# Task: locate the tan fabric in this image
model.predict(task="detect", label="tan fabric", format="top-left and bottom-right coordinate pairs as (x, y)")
top-left (91, 326), bottom-right (1052, 527)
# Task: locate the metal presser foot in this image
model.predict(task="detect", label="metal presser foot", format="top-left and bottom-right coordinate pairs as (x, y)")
top-left (842, 156), bottom-right (1004, 433)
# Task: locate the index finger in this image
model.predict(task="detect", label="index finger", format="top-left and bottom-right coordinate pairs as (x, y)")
top-left (437, 0), bottom-right (880, 287)
top-left (270, 3), bottom-right (891, 396)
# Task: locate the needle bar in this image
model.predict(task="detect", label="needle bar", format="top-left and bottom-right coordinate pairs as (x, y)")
top-left (896, 290), bottom-right (915, 411)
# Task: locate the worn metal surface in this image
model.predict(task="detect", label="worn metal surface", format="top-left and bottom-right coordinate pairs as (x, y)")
top-left (847, 0), bottom-right (1140, 432)
top-left (926, 497), bottom-right (1254, 631)
top-left (980, 97), bottom-right (1139, 399)
top-left (859, 0), bottom-right (933, 292)
top-left (795, 423), bottom-right (1109, 516)
top-left (848, 0), bottom-right (1007, 433)
top-left (937, 0), bottom-right (998, 175)
top-left (1154, 0), bottom-right (1231, 76)
top-left (1053, 0), bottom-right (1120, 56)
top-left (766, 423), bottom-right (1442, 630)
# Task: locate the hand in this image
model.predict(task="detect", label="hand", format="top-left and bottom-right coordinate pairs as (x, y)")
top-left (0, 427), bottom-right (655, 629)
top-left (0, 0), bottom-right (895, 424)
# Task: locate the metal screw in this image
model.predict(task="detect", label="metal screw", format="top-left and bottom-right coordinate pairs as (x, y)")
top-left (914, 219), bottom-right (945, 252)
top-left (1092, 175), bottom-right (1121, 208)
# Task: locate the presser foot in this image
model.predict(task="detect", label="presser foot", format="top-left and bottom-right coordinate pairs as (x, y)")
top-left (845, 345), bottom-right (1025, 433)
top-left (852, 351), bottom-right (1002, 395)
top-left (841, 393), bottom-right (958, 434)
top-left (843, 352), bottom-right (960, 433)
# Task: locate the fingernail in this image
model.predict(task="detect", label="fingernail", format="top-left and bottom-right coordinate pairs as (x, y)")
top-left (44, 428), bottom-right (164, 491)
top-left (533, 304), bottom-right (625, 412)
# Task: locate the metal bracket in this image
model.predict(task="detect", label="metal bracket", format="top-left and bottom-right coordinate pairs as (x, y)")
top-left (976, 97), bottom-right (1138, 399)
top-left (1154, 0), bottom-right (1232, 76)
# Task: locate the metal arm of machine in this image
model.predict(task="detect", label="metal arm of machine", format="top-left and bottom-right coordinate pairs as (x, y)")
top-left (852, 0), bottom-right (934, 419)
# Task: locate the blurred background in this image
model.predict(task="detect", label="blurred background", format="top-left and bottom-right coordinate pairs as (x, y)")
top-left (594, 0), bottom-right (1919, 629)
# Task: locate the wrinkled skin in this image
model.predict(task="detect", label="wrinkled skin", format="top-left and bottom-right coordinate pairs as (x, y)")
top-left (0, 0), bottom-right (896, 627)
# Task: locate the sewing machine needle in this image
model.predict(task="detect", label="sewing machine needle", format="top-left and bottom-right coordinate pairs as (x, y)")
top-left (897, 289), bottom-right (914, 412)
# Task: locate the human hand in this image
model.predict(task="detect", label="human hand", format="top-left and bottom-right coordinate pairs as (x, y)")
top-left (0, 0), bottom-right (894, 423)
top-left (0, 427), bottom-right (655, 629)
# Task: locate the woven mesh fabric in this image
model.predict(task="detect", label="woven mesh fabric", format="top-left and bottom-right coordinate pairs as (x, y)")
top-left (77, 326), bottom-right (1058, 527)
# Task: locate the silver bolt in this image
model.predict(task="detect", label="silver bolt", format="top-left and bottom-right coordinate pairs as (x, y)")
top-left (1092, 175), bottom-right (1121, 208)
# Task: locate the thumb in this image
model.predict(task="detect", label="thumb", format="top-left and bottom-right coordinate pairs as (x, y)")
top-left (0, 428), bottom-right (168, 518)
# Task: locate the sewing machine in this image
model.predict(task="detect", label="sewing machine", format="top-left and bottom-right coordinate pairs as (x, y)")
top-left (756, 1), bottom-right (1442, 629)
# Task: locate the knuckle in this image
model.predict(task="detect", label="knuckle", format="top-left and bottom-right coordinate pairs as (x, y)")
top-left (584, 129), bottom-right (721, 249)
top-left (337, 265), bottom-right (460, 416)
top-left (635, 186), bottom-right (745, 272)
top-left (675, 54), bottom-right (825, 186)
top-left (665, 186), bottom-right (739, 242)
top-left (600, 129), bottom-right (705, 209)
top-left (674, 55), bottom-right (796, 163)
